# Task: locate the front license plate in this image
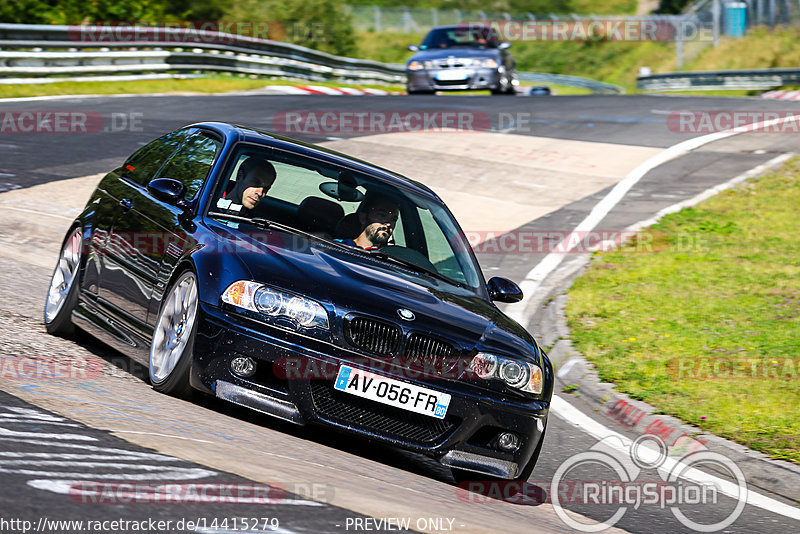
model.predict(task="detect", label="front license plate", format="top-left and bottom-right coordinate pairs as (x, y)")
top-left (334, 365), bottom-right (451, 419)
top-left (435, 69), bottom-right (470, 81)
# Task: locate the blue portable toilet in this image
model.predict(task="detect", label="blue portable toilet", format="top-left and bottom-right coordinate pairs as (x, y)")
top-left (724, 2), bottom-right (747, 37)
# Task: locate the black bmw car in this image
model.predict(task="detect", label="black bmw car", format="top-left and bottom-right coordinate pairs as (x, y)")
top-left (44, 122), bottom-right (553, 482)
top-left (406, 25), bottom-right (518, 95)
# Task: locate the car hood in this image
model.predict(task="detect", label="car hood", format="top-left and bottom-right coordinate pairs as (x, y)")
top-left (409, 48), bottom-right (501, 63)
top-left (216, 225), bottom-right (538, 360)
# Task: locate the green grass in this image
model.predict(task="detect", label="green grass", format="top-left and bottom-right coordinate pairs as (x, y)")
top-left (0, 74), bottom-right (405, 99)
top-left (566, 159), bottom-right (800, 463)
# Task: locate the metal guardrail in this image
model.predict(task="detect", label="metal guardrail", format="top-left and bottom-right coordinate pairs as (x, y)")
top-left (0, 24), bottom-right (620, 94)
top-left (0, 23), bottom-right (406, 85)
top-left (518, 72), bottom-right (623, 94)
top-left (637, 68), bottom-right (800, 91)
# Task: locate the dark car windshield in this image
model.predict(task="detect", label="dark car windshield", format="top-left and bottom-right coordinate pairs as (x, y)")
top-left (206, 143), bottom-right (484, 291)
top-left (420, 26), bottom-right (499, 50)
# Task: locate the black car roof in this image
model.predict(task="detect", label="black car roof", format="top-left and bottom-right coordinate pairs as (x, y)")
top-left (190, 121), bottom-right (440, 201)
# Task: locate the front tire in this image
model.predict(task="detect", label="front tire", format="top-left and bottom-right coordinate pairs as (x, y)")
top-left (44, 227), bottom-right (82, 336)
top-left (149, 270), bottom-right (198, 398)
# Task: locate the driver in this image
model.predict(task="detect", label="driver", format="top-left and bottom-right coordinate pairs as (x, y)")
top-left (225, 157), bottom-right (276, 215)
top-left (339, 192), bottom-right (399, 250)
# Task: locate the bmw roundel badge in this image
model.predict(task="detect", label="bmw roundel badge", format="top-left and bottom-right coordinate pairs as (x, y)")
top-left (397, 308), bottom-right (415, 321)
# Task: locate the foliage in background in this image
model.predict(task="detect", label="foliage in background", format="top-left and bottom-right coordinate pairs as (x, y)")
top-left (656, 0), bottom-right (695, 14)
top-left (223, 0), bottom-right (357, 56)
top-left (343, 0), bottom-right (637, 15)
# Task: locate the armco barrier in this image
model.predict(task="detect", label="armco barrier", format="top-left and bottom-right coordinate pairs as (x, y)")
top-left (637, 67), bottom-right (800, 91)
top-left (0, 23), bottom-right (406, 85)
top-left (0, 23), bottom-right (620, 94)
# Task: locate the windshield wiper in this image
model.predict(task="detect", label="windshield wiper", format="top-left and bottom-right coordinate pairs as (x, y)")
top-left (365, 250), bottom-right (463, 287)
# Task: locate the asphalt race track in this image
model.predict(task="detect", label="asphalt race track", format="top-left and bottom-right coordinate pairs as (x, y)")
top-left (1, 92), bottom-right (799, 534)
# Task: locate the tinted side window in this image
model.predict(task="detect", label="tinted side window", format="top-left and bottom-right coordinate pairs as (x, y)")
top-left (123, 129), bottom-right (191, 185)
top-left (155, 132), bottom-right (222, 200)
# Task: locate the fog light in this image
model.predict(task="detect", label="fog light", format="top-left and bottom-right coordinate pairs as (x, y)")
top-left (230, 356), bottom-right (256, 378)
top-left (497, 432), bottom-right (520, 452)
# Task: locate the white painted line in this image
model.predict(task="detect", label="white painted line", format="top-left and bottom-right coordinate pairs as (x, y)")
top-left (506, 113), bottom-right (800, 325)
top-left (551, 395), bottom-right (800, 521)
top-left (626, 152), bottom-right (794, 233)
top-left (304, 85), bottom-right (346, 95)
top-left (0, 460), bottom-right (202, 469)
top-left (0, 427), bottom-right (96, 441)
top-left (361, 88), bottom-right (390, 95)
top-left (556, 358), bottom-right (579, 378)
top-left (263, 85), bottom-right (312, 95)
top-left (5, 408), bottom-right (66, 419)
top-left (336, 87), bottom-right (366, 95)
top-left (29, 480), bottom-right (325, 507)
top-left (10, 467), bottom-right (216, 480)
top-left (0, 438), bottom-right (183, 460)
top-left (0, 452), bottom-right (180, 461)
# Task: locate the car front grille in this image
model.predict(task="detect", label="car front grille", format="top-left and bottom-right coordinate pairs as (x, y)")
top-left (404, 334), bottom-right (463, 378)
top-left (344, 316), bottom-right (402, 356)
top-left (434, 79), bottom-right (471, 86)
top-left (310, 381), bottom-right (459, 445)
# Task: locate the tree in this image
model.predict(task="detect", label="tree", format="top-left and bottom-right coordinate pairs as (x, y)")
top-left (223, 0), bottom-right (356, 56)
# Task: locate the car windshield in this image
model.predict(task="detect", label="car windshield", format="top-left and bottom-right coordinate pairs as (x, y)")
top-left (207, 143), bottom-right (484, 291)
top-left (420, 27), bottom-right (499, 49)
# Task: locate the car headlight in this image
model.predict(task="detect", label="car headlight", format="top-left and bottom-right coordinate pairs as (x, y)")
top-left (470, 352), bottom-right (543, 394)
top-left (221, 281), bottom-right (329, 330)
top-left (407, 60), bottom-right (425, 71)
top-left (478, 58), bottom-right (498, 69)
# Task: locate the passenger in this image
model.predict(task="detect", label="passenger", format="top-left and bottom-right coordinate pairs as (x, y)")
top-left (339, 193), bottom-right (399, 250)
top-left (225, 158), bottom-right (276, 215)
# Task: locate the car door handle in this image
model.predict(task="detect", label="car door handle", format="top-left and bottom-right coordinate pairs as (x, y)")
top-left (119, 198), bottom-right (133, 210)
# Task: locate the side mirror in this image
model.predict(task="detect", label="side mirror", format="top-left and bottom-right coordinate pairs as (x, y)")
top-left (498, 41), bottom-right (511, 50)
top-left (408, 44), bottom-right (420, 52)
top-left (148, 178), bottom-right (189, 209)
top-left (487, 277), bottom-right (523, 303)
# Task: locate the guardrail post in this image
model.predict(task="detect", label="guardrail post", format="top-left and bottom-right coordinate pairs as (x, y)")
top-left (713, 0), bottom-right (720, 46)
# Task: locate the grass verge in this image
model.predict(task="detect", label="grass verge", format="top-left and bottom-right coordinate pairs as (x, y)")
top-left (565, 158), bottom-right (800, 463)
top-left (0, 75), bottom-right (405, 99)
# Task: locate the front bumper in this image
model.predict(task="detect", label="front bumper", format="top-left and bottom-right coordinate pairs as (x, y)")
top-left (407, 68), bottom-right (503, 92)
top-left (192, 302), bottom-right (550, 478)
